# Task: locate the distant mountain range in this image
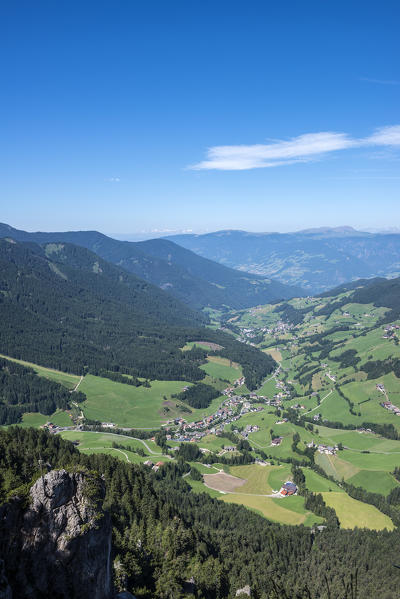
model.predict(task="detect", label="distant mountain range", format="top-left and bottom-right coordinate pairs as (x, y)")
top-left (0, 223), bottom-right (303, 310)
top-left (166, 227), bottom-right (400, 293)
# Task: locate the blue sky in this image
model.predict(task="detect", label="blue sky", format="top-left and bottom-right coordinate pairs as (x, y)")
top-left (2, 0), bottom-right (399, 235)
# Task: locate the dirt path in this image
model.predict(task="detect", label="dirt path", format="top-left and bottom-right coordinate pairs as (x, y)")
top-left (81, 446), bottom-right (131, 463)
top-left (111, 447), bottom-right (131, 463)
top-left (71, 430), bottom-right (170, 457)
top-left (71, 375), bottom-right (84, 393)
top-left (305, 388), bottom-right (333, 414)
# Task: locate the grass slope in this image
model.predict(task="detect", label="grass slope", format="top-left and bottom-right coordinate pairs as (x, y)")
top-left (321, 492), bottom-right (394, 530)
top-left (79, 375), bottom-right (192, 428)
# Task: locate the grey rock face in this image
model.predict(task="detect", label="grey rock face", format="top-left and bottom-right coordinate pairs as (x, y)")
top-left (1, 469), bottom-right (112, 599)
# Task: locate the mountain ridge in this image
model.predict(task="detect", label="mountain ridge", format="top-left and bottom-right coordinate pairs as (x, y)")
top-left (166, 228), bottom-right (400, 292)
top-left (0, 223), bottom-right (304, 310)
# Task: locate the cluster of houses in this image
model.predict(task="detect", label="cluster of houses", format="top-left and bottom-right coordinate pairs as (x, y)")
top-left (223, 376), bottom-right (246, 395)
top-left (380, 400), bottom-right (400, 416)
top-left (274, 380), bottom-right (291, 400)
top-left (236, 319), bottom-right (293, 345)
top-left (307, 440), bottom-right (338, 455)
top-left (291, 403), bottom-right (306, 410)
top-left (266, 321), bottom-right (293, 338)
top-left (241, 424), bottom-right (260, 438)
top-left (42, 421), bottom-right (74, 434)
top-left (382, 324), bottom-right (400, 339)
top-left (237, 327), bottom-right (259, 342)
top-left (42, 422), bottom-right (60, 433)
top-left (167, 393), bottom-right (265, 443)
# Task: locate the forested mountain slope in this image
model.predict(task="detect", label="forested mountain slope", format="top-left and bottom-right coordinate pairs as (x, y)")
top-left (166, 227), bottom-right (400, 293)
top-left (0, 239), bottom-right (274, 388)
top-left (1, 427), bottom-right (399, 599)
top-left (0, 223), bottom-right (303, 310)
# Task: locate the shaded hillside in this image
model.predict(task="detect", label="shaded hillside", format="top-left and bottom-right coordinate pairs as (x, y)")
top-left (0, 239), bottom-right (275, 388)
top-left (0, 223), bottom-right (303, 310)
top-left (0, 239), bottom-right (206, 379)
top-left (166, 228), bottom-right (400, 293)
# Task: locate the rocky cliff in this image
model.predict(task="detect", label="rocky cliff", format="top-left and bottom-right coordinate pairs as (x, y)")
top-left (0, 469), bottom-right (112, 599)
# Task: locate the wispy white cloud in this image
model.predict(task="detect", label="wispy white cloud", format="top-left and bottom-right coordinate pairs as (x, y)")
top-left (360, 77), bottom-right (400, 85)
top-left (189, 125), bottom-right (400, 171)
top-left (105, 177), bottom-right (121, 182)
top-left (366, 125), bottom-right (400, 146)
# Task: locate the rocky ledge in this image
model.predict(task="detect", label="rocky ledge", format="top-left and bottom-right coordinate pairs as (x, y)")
top-left (0, 469), bottom-right (112, 599)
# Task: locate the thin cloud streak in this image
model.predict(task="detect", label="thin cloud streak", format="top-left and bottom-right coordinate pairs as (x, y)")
top-left (360, 77), bottom-right (400, 85)
top-left (190, 126), bottom-right (400, 171)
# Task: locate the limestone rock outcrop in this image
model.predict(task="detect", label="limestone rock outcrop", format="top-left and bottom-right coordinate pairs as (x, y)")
top-left (0, 469), bottom-right (112, 599)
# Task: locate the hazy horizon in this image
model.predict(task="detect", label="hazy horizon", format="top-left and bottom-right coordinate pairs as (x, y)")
top-left (3, 220), bottom-right (400, 242)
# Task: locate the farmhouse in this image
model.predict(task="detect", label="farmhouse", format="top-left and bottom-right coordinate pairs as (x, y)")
top-left (271, 436), bottom-right (283, 446)
top-left (280, 481), bottom-right (297, 496)
top-left (380, 400), bottom-right (400, 415)
top-left (152, 461), bottom-right (165, 472)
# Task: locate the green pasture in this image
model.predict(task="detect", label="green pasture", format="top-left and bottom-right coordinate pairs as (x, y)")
top-left (339, 449), bottom-right (400, 471)
top-left (58, 430), bottom-right (164, 464)
top-left (303, 468), bottom-right (343, 493)
top-left (321, 492), bottom-right (394, 530)
top-left (198, 434), bottom-right (232, 452)
top-left (189, 462), bottom-right (220, 474)
top-left (200, 356), bottom-right (242, 383)
top-left (79, 374), bottom-right (201, 428)
top-left (256, 377), bottom-right (279, 397)
top-left (182, 341), bottom-right (222, 351)
top-left (348, 470), bottom-right (400, 495)
top-left (227, 464), bottom-right (290, 494)
top-left (267, 465), bottom-right (293, 491)
top-left (0, 353), bottom-right (80, 389)
top-left (14, 409), bottom-right (73, 429)
top-left (76, 446), bottom-right (146, 464)
top-left (220, 494), bottom-right (322, 526)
